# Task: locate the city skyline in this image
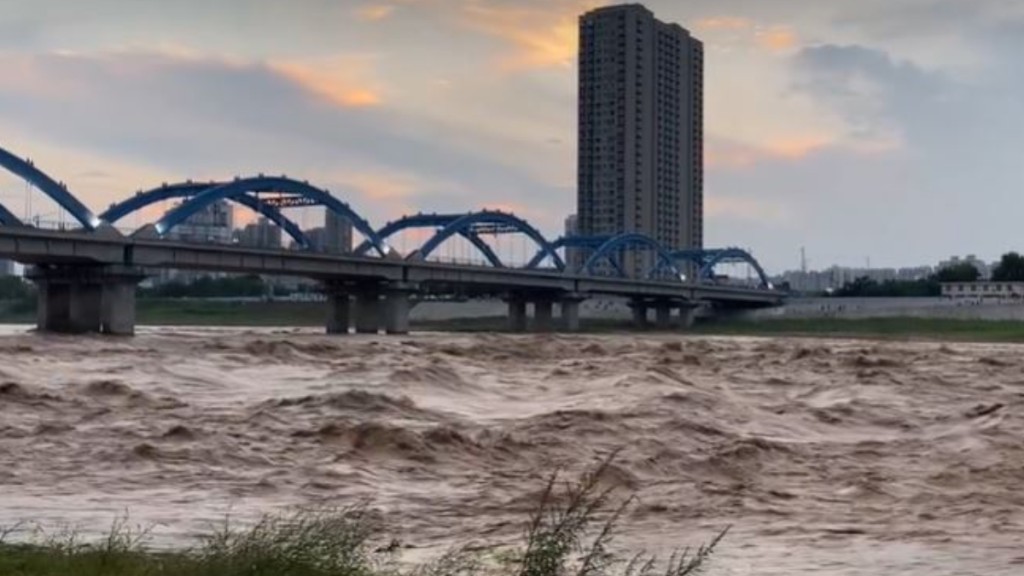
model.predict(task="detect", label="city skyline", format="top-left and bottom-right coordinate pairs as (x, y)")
top-left (0, 1), bottom-right (1021, 272)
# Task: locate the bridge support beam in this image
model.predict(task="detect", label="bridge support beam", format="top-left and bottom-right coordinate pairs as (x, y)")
top-left (654, 302), bottom-right (673, 330)
top-left (507, 296), bottom-right (528, 332)
top-left (323, 286), bottom-right (351, 335)
top-left (630, 300), bottom-right (648, 329)
top-left (353, 288), bottom-right (381, 335)
top-left (533, 299), bottom-right (554, 332)
top-left (678, 304), bottom-right (699, 329)
top-left (28, 265), bottom-right (145, 336)
top-left (561, 296), bottom-right (584, 332)
top-left (384, 284), bottom-right (415, 335)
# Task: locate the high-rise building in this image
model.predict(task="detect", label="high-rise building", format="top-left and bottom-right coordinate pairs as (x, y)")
top-left (157, 200), bottom-right (235, 284)
top-left (235, 217), bottom-right (282, 250)
top-left (577, 3), bottom-right (703, 277)
top-left (324, 210), bottom-right (353, 254)
top-left (564, 214), bottom-right (581, 270)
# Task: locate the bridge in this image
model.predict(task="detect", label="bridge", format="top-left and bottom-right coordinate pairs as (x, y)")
top-left (0, 143), bottom-right (783, 336)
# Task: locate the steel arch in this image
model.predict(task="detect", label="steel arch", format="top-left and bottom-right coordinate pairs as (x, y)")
top-left (412, 211), bottom-right (564, 269)
top-left (699, 248), bottom-right (772, 289)
top-left (353, 213), bottom-right (503, 267)
top-left (0, 202), bottom-right (22, 226)
top-left (0, 145), bottom-right (98, 230)
top-left (103, 182), bottom-right (313, 249)
top-left (525, 235), bottom-right (617, 270)
top-left (154, 176), bottom-right (387, 256)
top-left (582, 233), bottom-right (681, 278)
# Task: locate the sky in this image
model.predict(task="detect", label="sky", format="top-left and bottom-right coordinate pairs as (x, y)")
top-left (0, 0), bottom-right (1021, 273)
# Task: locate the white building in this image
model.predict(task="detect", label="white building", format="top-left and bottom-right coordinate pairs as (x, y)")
top-left (941, 281), bottom-right (1024, 301)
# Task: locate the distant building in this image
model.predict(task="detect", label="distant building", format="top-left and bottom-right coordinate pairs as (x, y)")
top-left (158, 200), bottom-right (235, 284)
top-left (235, 217), bottom-right (281, 250)
top-left (577, 3), bottom-right (704, 277)
top-left (773, 265), bottom-right (938, 294)
top-left (324, 210), bottom-right (353, 254)
top-left (942, 281), bottom-right (1024, 301)
top-left (938, 255), bottom-right (991, 279)
top-left (564, 214), bottom-right (580, 270)
top-left (166, 200), bottom-right (234, 245)
top-left (0, 259), bottom-right (13, 277)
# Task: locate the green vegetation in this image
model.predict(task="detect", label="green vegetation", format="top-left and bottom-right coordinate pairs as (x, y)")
top-left (934, 261), bottom-right (982, 283)
top-left (139, 275), bottom-right (298, 299)
top-left (0, 459), bottom-right (726, 576)
top-left (830, 259), bottom-right (987, 298)
top-left (693, 317), bottom-right (1024, 342)
top-left (991, 252), bottom-right (1024, 282)
top-left (832, 276), bottom-right (939, 298)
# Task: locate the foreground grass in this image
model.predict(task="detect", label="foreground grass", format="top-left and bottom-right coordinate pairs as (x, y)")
top-left (0, 459), bottom-right (727, 576)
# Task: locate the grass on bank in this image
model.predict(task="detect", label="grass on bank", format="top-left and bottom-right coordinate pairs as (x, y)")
top-left (690, 316), bottom-right (1024, 342)
top-left (0, 458), bottom-right (728, 576)
top-left (8, 297), bottom-right (1024, 343)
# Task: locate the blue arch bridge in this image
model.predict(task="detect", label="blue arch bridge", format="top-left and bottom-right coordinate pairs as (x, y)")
top-left (0, 143), bottom-right (783, 336)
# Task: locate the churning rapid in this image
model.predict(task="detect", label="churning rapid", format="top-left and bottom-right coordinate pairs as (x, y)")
top-left (1, 327), bottom-right (1022, 575)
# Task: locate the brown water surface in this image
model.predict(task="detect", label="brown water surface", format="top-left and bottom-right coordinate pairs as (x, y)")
top-left (1, 327), bottom-right (1022, 574)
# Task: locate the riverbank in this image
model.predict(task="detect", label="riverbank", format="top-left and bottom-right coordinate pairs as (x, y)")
top-left (0, 463), bottom-right (724, 576)
top-left (4, 299), bottom-right (1024, 342)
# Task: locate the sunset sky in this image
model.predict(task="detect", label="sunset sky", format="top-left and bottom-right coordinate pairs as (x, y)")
top-left (0, 0), bottom-right (1021, 272)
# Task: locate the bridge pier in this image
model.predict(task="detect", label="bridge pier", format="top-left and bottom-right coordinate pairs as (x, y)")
top-left (353, 287), bottom-right (382, 335)
top-left (383, 284), bottom-right (415, 335)
top-left (28, 265), bottom-right (145, 335)
top-left (655, 302), bottom-right (673, 330)
top-left (507, 296), bottom-right (528, 332)
top-left (560, 295), bottom-right (584, 332)
top-left (533, 298), bottom-right (554, 332)
top-left (324, 286), bottom-right (352, 335)
top-left (678, 304), bottom-right (700, 329)
top-left (630, 299), bottom-right (649, 328)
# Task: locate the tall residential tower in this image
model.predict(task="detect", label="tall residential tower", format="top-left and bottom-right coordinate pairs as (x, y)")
top-left (577, 3), bottom-right (703, 276)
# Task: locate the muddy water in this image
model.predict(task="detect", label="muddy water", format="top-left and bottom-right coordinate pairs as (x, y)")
top-left (1, 326), bottom-right (1022, 575)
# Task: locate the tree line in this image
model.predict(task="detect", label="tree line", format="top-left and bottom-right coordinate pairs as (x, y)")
top-left (833, 252), bottom-right (1024, 297)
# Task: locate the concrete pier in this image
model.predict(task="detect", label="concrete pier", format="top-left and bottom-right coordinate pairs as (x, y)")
top-left (655, 302), bottom-right (673, 329)
top-left (561, 296), bottom-right (583, 332)
top-left (28, 265), bottom-right (145, 335)
top-left (383, 285), bottom-right (414, 335)
top-left (679, 305), bottom-right (699, 328)
top-left (354, 289), bottom-right (381, 334)
top-left (534, 299), bottom-right (554, 332)
top-left (508, 297), bottom-right (528, 332)
top-left (325, 289), bottom-right (351, 335)
top-left (630, 300), bottom-right (649, 328)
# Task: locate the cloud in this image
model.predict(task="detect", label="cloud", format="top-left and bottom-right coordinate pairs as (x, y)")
top-left (355, 4), bottom-right (396, 22)
top-left (0, 50), bottom-right (572, 234)
top-left (269, 56), bottom-right (383, 108)
top-left (458, 1), bottom-right (593, 71)
top-left (757, 28), bottom-right (799, 52)
top-left (695, 17), bottom-right (753, 31)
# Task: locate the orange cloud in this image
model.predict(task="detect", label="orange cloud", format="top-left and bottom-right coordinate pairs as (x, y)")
top-left (345, 172), bottom-right (419, 201)
top-left (460, 1), bottom-right (599, 71)
top-left (695, 17), bottom-right (753, 31)
top-left (355, 4), bottom-right (395, 22)
top-left (757, 28), bottom-right (799, 52)
top-left (706, 196), bottom-right (792, 223)
top-left (707, 135), bottom-right (832, 169)
top-left (764, 136), bottom-right (830, 159)
top-left (270, 56), bottom-right (382, 108)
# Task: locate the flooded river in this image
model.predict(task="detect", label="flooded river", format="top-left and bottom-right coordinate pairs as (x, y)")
top-left (1, 326), bottom-right (1022, 574)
